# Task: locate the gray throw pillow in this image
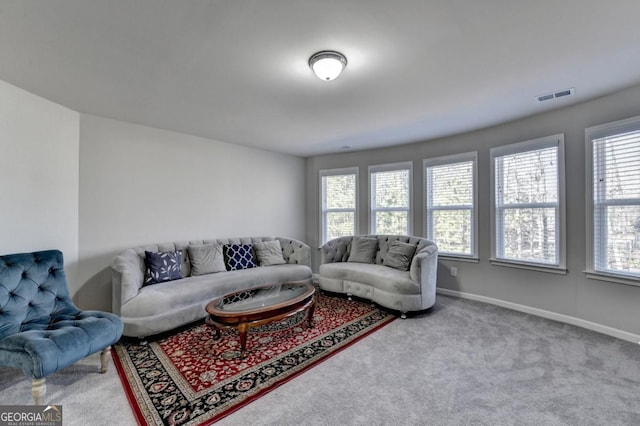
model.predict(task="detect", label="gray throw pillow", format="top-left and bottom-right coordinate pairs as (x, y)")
top-left (187, 243), bottom-right (226, 276)
top-left (382, 240), bottom-right (417, 271)
top-left (254, 240), bottom-right (287, 266)
top-left (348, 237), bottom-right (378, 264)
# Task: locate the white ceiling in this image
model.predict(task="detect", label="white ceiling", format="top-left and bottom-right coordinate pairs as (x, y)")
top-left (1, 1), bottom-right (640, 157)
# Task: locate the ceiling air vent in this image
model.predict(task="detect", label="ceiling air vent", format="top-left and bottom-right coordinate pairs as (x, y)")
top-left (536, 87), bottom-right (575, 103)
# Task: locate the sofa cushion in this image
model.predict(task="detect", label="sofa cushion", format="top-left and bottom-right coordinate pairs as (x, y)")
top-left (144, 250), bottom-right (183, 285)
top-left (254, 240), bottom-right (286, 266)
top-left (223, 244), bottom-right (257, 271)
top-left (0, 310), bottom-right (123, 378)
top-left (121, 264), bottom-right (313, 318)
top-left (382, 240), bottom-right (417, 271)
top-left (347, 237), bottom-right (378, 264)
top-left (187, 243), bottom-right (226, 276)
top-left (319, 262), bottom-right (420, 295)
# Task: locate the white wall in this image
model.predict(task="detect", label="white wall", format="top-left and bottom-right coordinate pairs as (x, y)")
top-left (306, 83), bottom-right (640, 338)
top-left (0, 80), bottom-right (80, 290)
top-left (77, 114), bottom-right (306, 311)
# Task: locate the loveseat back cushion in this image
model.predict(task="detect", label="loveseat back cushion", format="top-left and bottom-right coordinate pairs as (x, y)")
top-left (187, 243), bottom-right (226, 276)
top-left (374, 235), bottom-right (424, 265)
top-left (347, 237), bottom-right (378, 264)
top-left (254, 240), bottom-right (287, 266)
top-left (0, 250), bottom-right (78, 339)
top-left (382, 240), bottom-right (417, 271)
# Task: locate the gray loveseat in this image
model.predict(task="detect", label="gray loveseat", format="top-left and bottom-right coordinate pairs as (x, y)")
top-left (319, 235), bottom-right (438, 318)
top-left (112, 237), bottom-right (312, 337)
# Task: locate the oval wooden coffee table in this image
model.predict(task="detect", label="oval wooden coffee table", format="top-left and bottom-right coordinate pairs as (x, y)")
top-left (205, 282), bottom-right (316, 357)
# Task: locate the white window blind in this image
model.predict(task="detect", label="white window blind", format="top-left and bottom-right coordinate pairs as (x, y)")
top-left (320, 169), bottom-right (357, 244)
top-left (492, 135), bottom-right (564, 267)
top-left (425, 153), bottom-right (476, 257)
top-left (592, 129), bottom-right (640, 278)
top-left (370, 163), bottom-right (411, 235)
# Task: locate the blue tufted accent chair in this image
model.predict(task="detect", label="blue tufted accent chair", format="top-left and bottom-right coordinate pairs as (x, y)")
top-left (0, 250), bottom-right (123, 404)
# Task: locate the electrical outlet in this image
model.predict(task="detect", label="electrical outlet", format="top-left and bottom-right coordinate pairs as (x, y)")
top-left (450, 267), bottom-right (458, 277)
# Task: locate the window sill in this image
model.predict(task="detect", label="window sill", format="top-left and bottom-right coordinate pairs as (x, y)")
top-left (438, 255), bottom-right (479, 264)
top-left (489, 258), bottom-right (567, 275)
top-left (584, 270), bottom-right (640, 287)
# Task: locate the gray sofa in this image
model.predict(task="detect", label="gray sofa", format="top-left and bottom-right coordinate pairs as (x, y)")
top-left (319, 235), bottom-right (438, 318)
top-left (112, 236), bottom-right (312, 337)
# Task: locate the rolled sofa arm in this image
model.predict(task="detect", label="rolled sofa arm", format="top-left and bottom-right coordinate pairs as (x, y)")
top-left (409, 241), bottom-right (438, 309)
top-left (111, 249), bottom-right (145, 315)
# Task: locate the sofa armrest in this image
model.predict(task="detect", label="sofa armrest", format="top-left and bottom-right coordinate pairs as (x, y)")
top-left (409, 242), bottom-right (438, 308)
top-left (277, 237), bottom-right (311, 267)
top-left (111, 249), bottom-right (145, 314)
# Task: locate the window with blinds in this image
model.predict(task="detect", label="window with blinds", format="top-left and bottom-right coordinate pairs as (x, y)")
top-left (369, 162), bottom-right (412, 235)
top-left (590, 124), bottom-right (640, 279)
top-left (425, 153), bottom-right (477, 257)
top-left (320, 168), bottom-right (358, 244)
top-left (491, 135), bottom-right (565, 268)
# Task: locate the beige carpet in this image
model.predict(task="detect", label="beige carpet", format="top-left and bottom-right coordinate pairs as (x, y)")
top-left (1, 295), bottom-right (638, 425)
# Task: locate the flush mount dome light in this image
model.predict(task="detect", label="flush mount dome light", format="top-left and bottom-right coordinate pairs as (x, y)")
top-left (309, 50), bottom-right (347, 81)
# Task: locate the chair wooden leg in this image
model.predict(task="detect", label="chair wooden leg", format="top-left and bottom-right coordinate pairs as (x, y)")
top-left (32, 378), bottom-right (46, 405)
top-left (100, 346), bottom-right (112, 374)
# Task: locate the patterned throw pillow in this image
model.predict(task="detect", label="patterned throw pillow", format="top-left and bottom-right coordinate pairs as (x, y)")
top-left (223, 244), bottom-right (258, 271)
top-left (144, 250), bottom-right (183, 285)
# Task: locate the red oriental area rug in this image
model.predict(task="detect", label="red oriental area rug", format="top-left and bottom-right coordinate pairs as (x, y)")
top-left (113, 293), bottom-right (395, 425)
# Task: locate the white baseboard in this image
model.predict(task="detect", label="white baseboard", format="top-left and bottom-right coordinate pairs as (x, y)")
top-left (436, 288), bottom-right (640, 344)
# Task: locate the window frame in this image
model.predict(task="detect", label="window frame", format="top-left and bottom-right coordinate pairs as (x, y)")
top-left (319, 167), bottom-right (359, 245)
top-left (490, 134), bottom-right (567, 274)
top-left (424, 152), bottom-right (478, 260)
top-left (585, 115), bottom-right (640, 286)
top-left (368, 161), bottom-right (413, 235)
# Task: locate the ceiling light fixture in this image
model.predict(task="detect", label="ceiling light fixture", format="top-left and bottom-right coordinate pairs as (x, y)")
top-left (308, 50), bottom-right (347, 81)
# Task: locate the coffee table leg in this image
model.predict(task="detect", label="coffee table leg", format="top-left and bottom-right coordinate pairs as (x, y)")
top-left (205, 316), bottom-right (222, 339)
top-left (307, 300), bottom-right (316, 328)
top-left (238, 323), bottom-right (249, 358)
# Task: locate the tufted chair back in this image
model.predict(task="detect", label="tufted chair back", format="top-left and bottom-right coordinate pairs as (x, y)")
top-left (0, 250), bottom-right (78, 339)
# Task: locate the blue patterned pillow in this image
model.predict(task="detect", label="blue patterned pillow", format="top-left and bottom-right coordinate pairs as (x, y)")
top-left (223, 244), bottom-right (257, 271)
top-left (144, 250), bottom-right (183, 285)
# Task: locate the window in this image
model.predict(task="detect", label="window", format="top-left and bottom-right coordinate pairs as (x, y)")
top-left (490, 134), bottom-right (566, 271)
top-left (369, 162), bottom-right (412, 235)
top-left (424, 152), bottom-right (477, 258)
top-left (586, 116), bottom-right (640, 284)
top-left (320, 168), bottom-right (358, 244)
